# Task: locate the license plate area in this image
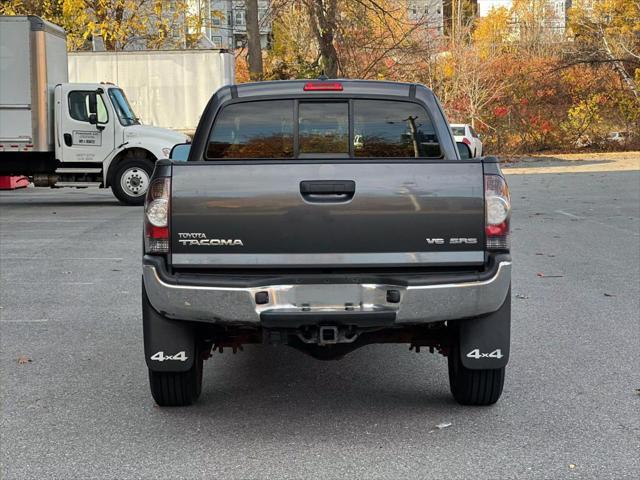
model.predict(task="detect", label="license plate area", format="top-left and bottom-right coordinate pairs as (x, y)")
top-left (252, 283), bottom-right (403, 314)
top-left (259, 309), bottom-right (397, 328)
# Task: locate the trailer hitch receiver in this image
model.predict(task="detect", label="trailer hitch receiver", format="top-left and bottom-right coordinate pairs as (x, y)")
top-left (319, 326), bottom-right (338, 345)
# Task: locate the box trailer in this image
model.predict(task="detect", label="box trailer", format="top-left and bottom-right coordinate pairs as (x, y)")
top-left (0, 16), bottom-right (67, 156)
top-left (68, 49), bottom-right (235, 132)
top-left (0, 16), bottom-right (194, 204)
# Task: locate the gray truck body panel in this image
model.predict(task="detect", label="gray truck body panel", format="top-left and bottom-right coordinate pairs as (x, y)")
top-left (170, 162), bottom-right (485, 267)
top-left (170, 80), bottom-right (485, 269)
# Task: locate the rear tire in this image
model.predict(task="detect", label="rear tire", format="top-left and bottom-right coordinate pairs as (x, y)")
top-left (111, 152), bottom-right (154, 205)
top-left (149, 354), bottom-right (203, 407)
top-left (448, 335), bottom-right (505, 406)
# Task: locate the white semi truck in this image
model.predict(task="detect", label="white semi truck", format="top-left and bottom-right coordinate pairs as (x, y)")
top-left (0, 16), bottom-right (227, 205)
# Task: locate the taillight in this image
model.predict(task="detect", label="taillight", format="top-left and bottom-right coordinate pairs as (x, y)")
top-left (485, 175), bottom-right (510, 250)
top-left (303, 82), bottom-right (343, 91)
top-left (462, 137), bottom-right (471, 145)
top-left (144, 177), bottom-right (170, 254)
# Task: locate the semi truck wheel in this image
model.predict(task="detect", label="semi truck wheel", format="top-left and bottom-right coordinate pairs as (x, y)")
top-left (447, 337), bottom-right (505, 406)
top-left (111, 154), bottom-right (154, 205)
top-left (148, 354), bottom-right (203, 407)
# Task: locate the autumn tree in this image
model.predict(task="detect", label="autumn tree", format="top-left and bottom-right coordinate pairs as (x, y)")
top-left (473, 6), bottom-right (511, 57)
top-left (569, 0), bottom-right (640, 101)
top-left (304, 0), bottom-right (339, 77)
top-left (268, 0), bottom-right (441, 79)
top-left (447, 0), bottom-right (477, 43)
top-left (0, 1), bottom-right (66, 32)
top-left (266, 2), bottom-right (321, 79)
top-left (0, 0), bottom-right (194, 50)
top-left (426, 22), bottom-right (512, 132)
top-left (336, 0), bottom-right (441, 80)
top-left (511, 0), bottom-right (563, 55)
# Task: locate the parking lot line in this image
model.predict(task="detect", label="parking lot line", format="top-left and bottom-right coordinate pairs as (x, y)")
top-left (555, 209), bottom-right (583, 219)
top-left (0, 319), bottom-right (49, 323)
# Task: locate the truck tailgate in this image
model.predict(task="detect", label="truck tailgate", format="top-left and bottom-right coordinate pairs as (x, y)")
top-left (170, 162), bottom-right (484, 268)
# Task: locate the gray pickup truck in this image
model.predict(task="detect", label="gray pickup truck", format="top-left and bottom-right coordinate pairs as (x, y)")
top-left (141, 80), bottom-right (512, 407)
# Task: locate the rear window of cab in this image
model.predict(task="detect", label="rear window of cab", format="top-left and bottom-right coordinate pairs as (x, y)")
top-left (205, 99), bottom-right (441, 159)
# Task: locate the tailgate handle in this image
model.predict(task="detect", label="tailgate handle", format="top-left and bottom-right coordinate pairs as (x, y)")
top-left (300, 180), bottom-right (355, 202)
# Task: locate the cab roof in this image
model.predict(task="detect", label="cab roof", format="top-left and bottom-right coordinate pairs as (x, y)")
top-left (232, 79), bottom-right (433, 100)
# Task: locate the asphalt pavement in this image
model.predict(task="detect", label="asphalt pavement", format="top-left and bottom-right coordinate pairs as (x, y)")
top-left (1, 169), bottom-right (639, 479)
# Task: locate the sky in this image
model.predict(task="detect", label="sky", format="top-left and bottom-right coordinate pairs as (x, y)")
top-left (477, 0), bottom-right (513, 17)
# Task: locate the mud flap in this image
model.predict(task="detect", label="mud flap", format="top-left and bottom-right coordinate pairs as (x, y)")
top-left (142, 279), bottom-right (195, 372)
top-left (458, 287), bottom-right (510, 369)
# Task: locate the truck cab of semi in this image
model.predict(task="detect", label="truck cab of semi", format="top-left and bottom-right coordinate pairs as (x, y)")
top-left (0, 15), bottom-right (188, 205)
top-left (51, 82), bottom-right (188, 204)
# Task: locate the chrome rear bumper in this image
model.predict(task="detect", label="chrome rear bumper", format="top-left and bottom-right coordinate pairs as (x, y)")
top-left (142, 261), bottom-right (511, 325)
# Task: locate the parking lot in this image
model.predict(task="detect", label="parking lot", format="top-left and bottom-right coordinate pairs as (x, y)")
top-left (1, 166), bottom-right (639, 479)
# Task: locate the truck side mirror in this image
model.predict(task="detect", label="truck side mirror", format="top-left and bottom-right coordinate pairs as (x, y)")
top-left (88, 92), bottom-right (98, 116)
top-left (88, 113), bottom-right (98, 125)
top-left (170, 143), bottom-right (191, 161)
top-left (456, 141), bottom-right (472, 160)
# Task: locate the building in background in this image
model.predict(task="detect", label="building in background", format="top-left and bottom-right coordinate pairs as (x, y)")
top-left (407, 1), bottom-right (445, 34)
top-left (546, 0), bottom-right (572, 34)
top-left (197, 0), bottom-right (271, 49)
top-left (477, 0), bottom-right (572, 35)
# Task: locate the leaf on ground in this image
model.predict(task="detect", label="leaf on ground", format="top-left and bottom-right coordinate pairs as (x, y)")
top-left (515, 294), bottom-right (529, 299)
top-left (568, 464), bottom-right (576, 470)
top-left (603, 293), bottom-right (616, 297)
top-left (435, 422), bottom-right (452, 429)
top-left (535, 252), bottom-right (544, 256)
top-left (17, 355), bottom-right (32, 364)
top-left (634, 389), bottom-right (640, 396)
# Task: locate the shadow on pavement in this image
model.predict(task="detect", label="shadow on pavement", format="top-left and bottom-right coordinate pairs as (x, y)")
top-left (147, 344), bottom-right (461, 427)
